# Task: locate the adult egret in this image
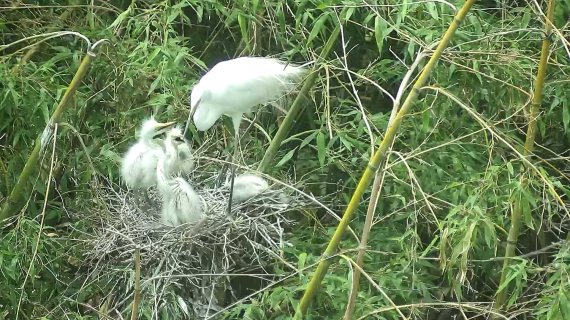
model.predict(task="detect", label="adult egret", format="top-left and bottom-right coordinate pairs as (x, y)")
top-left (230, 173), bottom-right (269, 204)
top-left (156, 127), bottom-right (205, 227)
top-left (164, 126), bottom-right (195, 177)
top-left (121, 118), bottom-right (176, 198)
top-left (184, 56), bottom-right (307, 214)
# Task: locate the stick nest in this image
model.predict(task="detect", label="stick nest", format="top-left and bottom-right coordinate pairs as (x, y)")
top-left (80, 161), bottom-right (308, 318)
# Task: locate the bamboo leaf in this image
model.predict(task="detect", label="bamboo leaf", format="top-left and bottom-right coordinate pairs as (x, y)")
top-left (275, 148), bottom-right (296, 168)
top-left (307, 13), bottom-right (329, 47)
top-left (298, 252), bottom-right (307, 270)
top-left (426, 2), bottom-right (438, 20)
top-left (238, 13), bottom-right (250, 51)
top-left (300, 131), bottom-right (318, 149)
top-left (374, 15), bottom-right (388, 55)
top-left (317, 130), bottom-right (326, 167)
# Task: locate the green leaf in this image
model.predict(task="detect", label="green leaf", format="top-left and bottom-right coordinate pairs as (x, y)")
top-left (520, 11), bottom-right (531, 29)
top-left (300, 131), bottom-right (318, 149)
top-left (341, 6), bottom-right (355, 22)
top-left (195, 5), bottom-right (203, 23)
top-left (238, 13), bottom-right (250, 52)
top-left (426, 2), bottom-right (438, 20)
top-left (338, 135), bottom-right (353, 152)
top-left (276, 148), bottom-right (296, 168)
top-left (148, 76), bottom-right (162, 96)
top-left (317, 131), bottom-right (326, 167)
top-left (145, 47), bottom-right (162, 66)
top-left (374, 15), bottom-right (388, 55)
top-left (167, 8), bottom-right (181, 23)
top-left (298, 252), bottom-right (307, 270)
top-left (39, 101), bottom-right (50, 124)
top-left (108, 6), bottom-right (132, 30)
top-left (560, 291), bottom-right (570, 319)
top-left (506, 162), bottom-right (514, 176)
top-left (307, 12), bottom-right (329, 47)
top-left (398, 0), bottom-right (409, 24)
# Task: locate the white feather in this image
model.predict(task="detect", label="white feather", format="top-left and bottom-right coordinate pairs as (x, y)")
top-left (121, 118), bottom-right (172, 190)
top-left (229, 173), bottom-right (270, 204)
top-left (156, 130), bottom-right (205, 227)
top-left (191, 57), bottom-right (307, 132)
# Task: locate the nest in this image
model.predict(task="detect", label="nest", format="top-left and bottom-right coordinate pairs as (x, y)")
top-left (81, 161), bottom-right (307, 318)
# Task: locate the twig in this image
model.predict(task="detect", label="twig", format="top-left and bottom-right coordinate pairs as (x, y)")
top-left (130, 248), bottom-right (141, 320)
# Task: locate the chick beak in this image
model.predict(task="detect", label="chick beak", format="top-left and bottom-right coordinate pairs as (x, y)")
top-left (155, 121), bottom-right (176, 132)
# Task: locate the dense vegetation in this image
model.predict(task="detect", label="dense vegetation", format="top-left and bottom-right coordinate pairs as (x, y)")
top-left (1, 1), bottom-right (569, 319)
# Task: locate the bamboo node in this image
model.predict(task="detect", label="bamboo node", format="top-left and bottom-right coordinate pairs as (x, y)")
top-left (367, 162), bottom-right (379, 172)
top-left (39, 123), bottom-right (55, 153)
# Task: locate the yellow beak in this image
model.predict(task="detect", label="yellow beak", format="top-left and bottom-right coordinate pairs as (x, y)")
top-left (155, 121), bottom-right (176, 131)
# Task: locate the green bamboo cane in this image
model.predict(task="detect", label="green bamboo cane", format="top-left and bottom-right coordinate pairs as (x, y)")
top-left (0, 40), bottom-right (108, 224)
top-left (257, 25), bottom-right (340, 173)
top-left (343, 47), bottom-right (430, 320)
top-left (293, 1), bottom-right (477, 317)
top-left (494, 0), bottom-right (556, 310)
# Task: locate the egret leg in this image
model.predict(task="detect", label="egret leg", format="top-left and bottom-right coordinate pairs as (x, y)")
top-left (138, 189), bottom-right (153, 213)
top-left (143, 189), bottom-right (152, 205)
top-left (226, 131), bottom-right (239, 217)
top-left (217, 114), bottom-right (258, 188)
top-left (226, 115), bottom-right (244, 218)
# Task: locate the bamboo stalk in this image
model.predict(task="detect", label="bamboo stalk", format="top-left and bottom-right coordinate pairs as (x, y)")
top-left (257, 25), bottom-right (340, 173)
top-left (343, 45), bottom-right (430, 320)
top-left (494, 0), bottom-right (556, 310)
top-left (294, 1), bottom-right (476, 317)
top-left (0, 40), bottom-right (107, 224)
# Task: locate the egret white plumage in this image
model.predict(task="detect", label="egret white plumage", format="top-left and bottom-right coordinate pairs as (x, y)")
top-left (184, 56), bottom-right (307, 214)
top-left (156, 127), bottom-right (205, 227)
top-left (120, 118), bottom-right (176, 198)
top-left (230, 173), bottom-right (269, 204)
top-left (164, 126), bottom-right (195, 177)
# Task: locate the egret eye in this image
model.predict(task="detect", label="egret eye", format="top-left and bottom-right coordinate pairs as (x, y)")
top-left (173, 136), bottom-right (185, 143)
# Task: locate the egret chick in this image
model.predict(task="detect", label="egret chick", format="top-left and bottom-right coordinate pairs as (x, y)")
top-left (156, 128), bottom-right (205, 227)
top-left (164, 126), bottom-right (195, 177)
top-left (121, 118), bottom-right (176, 192)
top-left (229, 173), bottom-right (269, 204)
top-left (185, 56), bottom-right (307, 214)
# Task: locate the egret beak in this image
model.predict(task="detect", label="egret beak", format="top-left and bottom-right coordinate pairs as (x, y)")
top-left (183, 99), bottom-right (200, 136)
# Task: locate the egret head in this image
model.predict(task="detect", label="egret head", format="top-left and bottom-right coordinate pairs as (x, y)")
top-left (164, 126), bottom-right (187, 151)
top-left (139, 118), bottom-right (176, 142)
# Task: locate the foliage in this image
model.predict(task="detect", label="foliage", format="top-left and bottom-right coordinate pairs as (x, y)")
top-left (0, 1), bottom-right (569, 319)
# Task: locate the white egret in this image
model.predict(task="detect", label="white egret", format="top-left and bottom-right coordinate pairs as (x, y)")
top-left (230, 173), bottom-right (269, 204)
top-left (184, 56), bottom-right (307, 214)
top-left (164, 126), bottom-right (195, 177)
top-left (121, 118), bottom-right (176, 199)
top-left (156, 127), bottom-right (206, 227)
